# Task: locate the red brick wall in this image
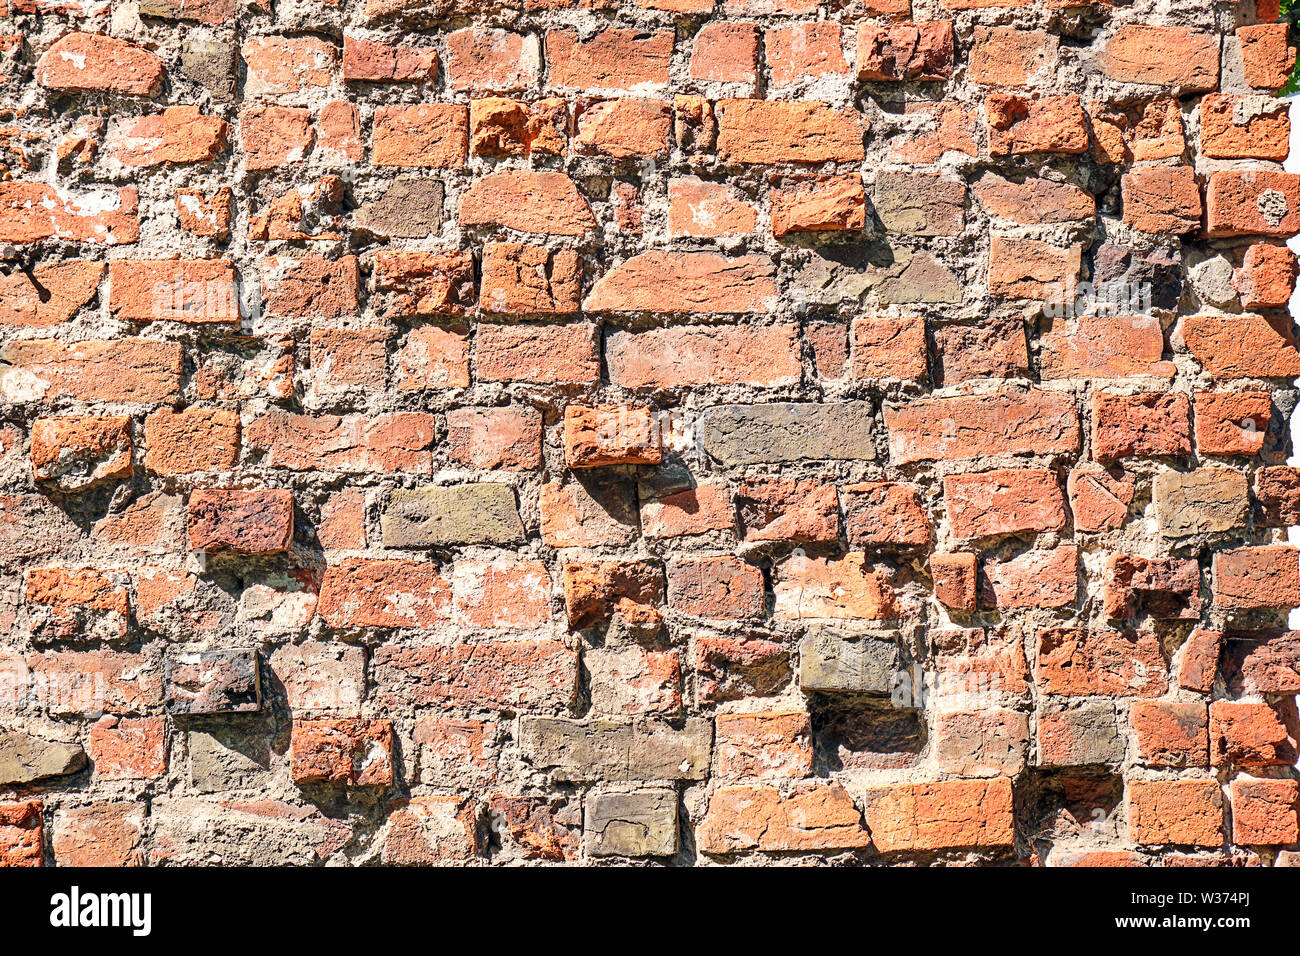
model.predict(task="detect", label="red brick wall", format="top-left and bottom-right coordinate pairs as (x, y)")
top-left (1, 0), bottom-right (1299, 866)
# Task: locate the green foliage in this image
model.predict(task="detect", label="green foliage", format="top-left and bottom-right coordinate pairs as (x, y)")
top-left (1282, 1), bottom-right (1300, 94)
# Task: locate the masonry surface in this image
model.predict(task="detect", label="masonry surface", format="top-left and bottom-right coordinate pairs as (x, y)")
top-left (0, 0), bottom-right (1299, 867)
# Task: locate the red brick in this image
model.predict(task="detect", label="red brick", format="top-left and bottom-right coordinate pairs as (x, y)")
top-left (667, 177), bottom-right (757, 238)
top-left (445, 407), bottom-right (542, 471)
top-left (394, 326), bottom-right (471, 390)
top-left (1131, 702), bottom-right (1208, 768)
top-left (260, 255), bottom-right (358, 319)
top-left (766, 23), bottom-right (849, 89)
top-left (246, 411), bottom-right (436, 474)
top-left (1089, 97), bottom-right (1187, 164)
top-left (239, 105), bottom-right (314, 170)
top-left (372, 641), bottom-right (578, 710)
top-left (1101, 554), bottom-right (1200, 622)
top-left (176, 188), bottom-right (232, 239)
top-left (573, 97), bottom-right (672, 158)
top-left (715, 99), bottom-right (865, 164)
top-left (0, 801), bottom-right (41, 866)
top-left (0, 260), bottom-right (102, 328)
top-left (1037, 627), bottom-right (1168, 697)
top-left (1093, 392), bottom-right (1192, 460)
top-left (973, 174), bottom-right (1094, 224)
top-left (667, 556), bottom-right (765, 620)
top-left (318, 101), bottom-right (362, 163)
top-left (470, 97), bottom-right (566, 157)
top-left (0, 182), bottom-right (139, 245)
top-left (383, 796), bottom-right (479, 864)
top-left (31, 415), bottom-right (132, 490)
top-left (1210, 700), bottom-right (1297, 767)
top-left (861, 779), bottom-right (1014, 852)
top-left (108, 258), bottom-right (239, 324)
top-left (1231, 778), bottom-right (1299, 845)
top-left (1193, 391), bottom-right (1271, 457)
top-left (773, 553), bottom-right (897, 621)
top-left (849, 315), bottom-right (927, 381)
top-left (980, 546), bottom-right (1077, 610)
top-left (770, 175), bottom-right (866, 236)
top-left (108, 106), bottom-right (229, 166)
top-left (1179, 627), bottom-right (1223, 693)
top-left (736, 479), bottom-right (839, 544)
top-left (640, 482), bottom-right (734, 539)
top-left (317, 558), bottom-right (450, 628)
top-left (1238, 23), bottom-right (1296, 89)
top-left (698, 783), bottom-right (869, 854)
top-left (459, 170), bottom-right (595, 236)
top-left (1067, 464), bottom-right (1136, 532)
top-left (988, 237), bottom-right (1081, 302)
top-left (89, 716), bottom-right (167, 780)
top-left (187, 489), bottom-right (294, 555)
top-left (36, 32), bottom-right (164, 96)
top-left (371, 250), bottom-right (475, 318)
top-left (857, 21), bottom-right (955, 81)
top-left (969, 27), bottom-right (1057, 86)
top-left (51, 801), bottom-right (145, 867)
top-left (586, 646), bottom-right (682, 719)
top-left (1102, 25), bottom-right (1220, 91)
top-left (308, 328), bottom-right (388, 396)
top-left (934, 711), bottom-right (1028, 777)
top-left (290, 719), bottom-right (394, 787)
top-left (25, 567), bottom-right (130, 641)
top-left (564, 405), bottom-right (662, 468)
top-left (943, 468), bottom-right (1067, 540)
top-left (563, 561), bottom-right (664, 629)
top-left (714, 710), bottom-right (813, 779)
top-left (372, 104), bottom-right (468, 168)
top-left (445, 28), bottom-right (539, 92)
top-left (1213, 546), bottom-right (1300, 610)
top-left (691, 22), bottom-right (759, 87)
top-left (475, 322), bottom-right (600, 385)
top-left (1122, 167), bottom-right (1203, 234)
top-left (884, 388), bottom-right (1080, 465)
top-left (1206, 170), bottom-right (1300, 238)
top-left (843, 481), bottom-right (932, 548)
top-left (1180, 312), bottom-right (1300, 379)
top-left (1128, 779), bottom-right (1224, 847)
top-left (1235, 243), bottom-right (1298, 310)
top-left (606, 322), bottom-right (797, 387)
top-left (243, 36), bottom-right (337, 97)
top-left (931, 552), bottom-right (977, 612)
top-left (986, 94), bottom-right (1088, 156)
top-left (480, 242), bottom-right (579, 315)
top-left (1200, 93), bottom-right (1289, 161)
top-left (587, 252), bottom-right (778, 315)
top-left (539, 481), bottom-right (637, 548)
top-left (343, 35), bottom-right (438, 83)
top-left (317, 492), bottom-right (367, 551)
top-left (1040, 315), bottom-right (1173, 381)
top-left (546, 28), bottom-right (672, 92)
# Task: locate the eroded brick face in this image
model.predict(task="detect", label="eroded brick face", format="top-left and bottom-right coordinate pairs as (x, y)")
top-left (0, 0), bottom-right (1295, 871)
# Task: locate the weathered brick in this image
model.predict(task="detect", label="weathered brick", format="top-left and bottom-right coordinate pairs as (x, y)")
top-left (1210, 700), bottom-right (1297, 767)
top-left (606, 323), bottom-right (797, 386)
top-left (564, 405), bottom-right (662, 468)
top-left (698, 782), bottom-right (869, 854)
top-left (1213, 546), bottom-right (1300, 610)
top-left (715, 99), bottom-right (865, 164)
top-left (943, 468), bottom-right (1067, 540)
top-left (291, 719), bottom-right (394, 788)
top-left (1128, 779), bottom-right (1224, 847)
top-left (857, 21), bottom-right (955, 81)
top-left (1037, 628), bottom-right (1168, 697)
top-left (884, 388), bottom-right (1079, 465)
top-left (860, 779), bottom-right (1014, 852)
top-left (1231, 777), bottom-right (1299, 845)
top-left (36, 32), bottom-right (164, 96)
top-left (1102, 25), bottom-right (1220, 91)
top-left (667, 556), bottom-right (765, 620)
top-left (374, 642), bottom-right (577, 710)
